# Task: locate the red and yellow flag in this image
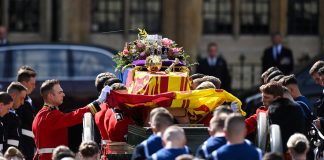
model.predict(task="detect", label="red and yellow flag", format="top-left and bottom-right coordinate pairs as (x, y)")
top-left (107, 89), bottom-right (245, 124)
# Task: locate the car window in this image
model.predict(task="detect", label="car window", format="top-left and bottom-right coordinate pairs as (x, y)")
top-left (72, 50), bottom-right (115, 77)
top-left (12, 49), bottom-right (68, 78)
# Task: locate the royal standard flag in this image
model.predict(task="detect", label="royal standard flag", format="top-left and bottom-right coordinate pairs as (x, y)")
top-left (107, 89), bottom-right (245, 124)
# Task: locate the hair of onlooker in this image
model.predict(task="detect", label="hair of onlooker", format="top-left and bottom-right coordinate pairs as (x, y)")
top-left (309, 60), bottom-right (324, 75)
top-left (318, 66), bottom-right (324, 76)
top-left (259, 81), bottom-right (284, 97)
top-left (52, 145), bottom-right (75, 160)
top-left (261, 67), bottom-right (279, 83)
top-left (78, 141), bottom-right (100, 160)
top-left (265, 70), bottom-right (283, 84)
top-left (279, 74), bottom-right (297, 86)
top-left (209, 105), bottom-right (233, 133)
top-left (6, 82), bottom-right (27, 94)
top-left (175, 154), bottom-right (195, 160)
top-left (0, 91), bottom-right (13, 105)
top-left (262, 152), bottom-right (283, 160)
top-left (269, 75), bottom-right (285, 83)
top-left (224, 113), bottom-right (246, 139)
top-left (17, 65), bottom-right (37, 82)
top-left (149, 107), bottom-right (169, 122)
top-left (163, 125), bottom-right (186, 148)
top-left (40, 79), bottom-right (60, 98)
top-left (4, 146), bottom-right (24, 160)
top-left (196, 81), bottom-right (216, 90)
top-left (190, 73), bottom-right (205, 81)
top-left (287, 133), bottom-right (309, 154)
top-left (207, 42), bottom-right (218, 50)
top-left (201, 76), bottom-right (221, 89)
top-left (110, 83), bottom-right (127, 91)
top-left (104, 78), bottom-right (122, 87)
top-left (151, 111), bottom-right (174, 133)
top-left (95, 72), bottom-right (116, 92)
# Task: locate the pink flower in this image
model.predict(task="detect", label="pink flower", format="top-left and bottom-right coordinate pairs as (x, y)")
top-left (162, 38), bottom-right (172, 47)
top-left (123, 48), bottom-right (129, 55)
top-left (136, 42), bottom-right (145, 49)
top-left (130, 49), bottom-right (137, 54)
top-left (172, 47), bottom-right (182, 54)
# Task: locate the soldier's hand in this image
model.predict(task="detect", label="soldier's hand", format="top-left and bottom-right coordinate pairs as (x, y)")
top-left (97, 85), bottom-right (111, 103)
top-left (230, 101), bottom-right (239, 112)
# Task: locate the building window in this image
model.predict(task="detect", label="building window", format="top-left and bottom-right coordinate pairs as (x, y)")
top-left (91, 0), bottom-right (162, 33)
top-left (203, 0), bottom-right (232, 34)
top-left (9, 0), bottom-right (40, 32)
top-left (288, 0), bottom-right (319, 35)
top-left (240, 0), bottom-right (269, 34)
top-left (91, 0), bottom-right (124, 32)
top-left (130, 0), bottom-right (162, 33)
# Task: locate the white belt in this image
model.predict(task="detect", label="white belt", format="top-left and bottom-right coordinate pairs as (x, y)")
top-left (22, 129), bottom-right (34, 138)
top-left (38, 148), bottom-right (55, 154)
top-left (7, 139), bottom-right (19, 147)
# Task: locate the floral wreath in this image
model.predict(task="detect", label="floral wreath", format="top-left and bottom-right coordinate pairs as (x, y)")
top-left (113, 29), bottom-right (192, 71)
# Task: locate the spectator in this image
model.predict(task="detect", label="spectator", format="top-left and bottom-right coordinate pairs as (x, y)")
top-left (262, 32), bottom-right (294, 75)
top-left (196, 105), bottom-right (233, 159)
top-left (245, 81), bottom-right (285, 135)
top-left (3, 82), bottom-right (27, 150)
top-left (318, 66), bottom-right (324, 86)
top-left (52, 145), bottom-right (75, 160)
top-left (262, 152), bottom-right (283, 160)
top-left (0, 92), bottom-right (13, 154)
top-left (196, 42), bottom-right (231, 91)
top-left (4, 146), bottom-right (24, 160)
top-left (287, 133), bottom-right (309, 160)
top-left (209, 113), bottom-right (262, 160)
top-left (77, 141), bottom-right (100, 160)
top-left (132, 108), bottom-right (174, 160)
top-left (309, 60), bottom-right (324, 85)
top-left (150, 125), bottom-right (190, 160)
top-left (32, 80), bottom-right (109, 160)
top-left (0, 25), bottom-right (8, 45)
top-left (16, 66), bottom-right (37, 160)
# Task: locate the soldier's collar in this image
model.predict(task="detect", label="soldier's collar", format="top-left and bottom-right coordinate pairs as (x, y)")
top-left (44, 103), bottom-right (59, 110)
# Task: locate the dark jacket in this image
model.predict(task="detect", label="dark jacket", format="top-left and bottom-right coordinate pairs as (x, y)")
top-left (262, 46), bottom-right (294, 75)
top-left (3, 110), bottom-right (21, 150)
top-left (196, 55), bottom-right (231, 91)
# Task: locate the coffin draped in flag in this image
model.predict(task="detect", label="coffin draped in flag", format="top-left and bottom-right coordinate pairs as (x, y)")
top-left (107, 89), bottom-right (245, 124)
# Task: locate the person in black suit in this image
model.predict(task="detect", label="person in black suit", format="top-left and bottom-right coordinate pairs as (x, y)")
top-left (262, 33), bottom-right (294, 75)
top-left (0, 25), bottom-right (9, 45)
top-left (196, 42), bottom-right (231, 91)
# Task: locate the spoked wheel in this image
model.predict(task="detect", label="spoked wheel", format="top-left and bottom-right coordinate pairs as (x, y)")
top-left (83, 112), bottom-right (94, 142)
top-left (257, 112), bottom-right (268, 152)
top-left (269, 124), bottom-right (283, 153)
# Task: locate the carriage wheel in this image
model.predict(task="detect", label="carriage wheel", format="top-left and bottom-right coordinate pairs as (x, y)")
top-left (269, 124), bottom-right (283, 153)
top-left (83, 112), bottom-right (94, 142)
top-left (257, 112), bottom-right (268, 152)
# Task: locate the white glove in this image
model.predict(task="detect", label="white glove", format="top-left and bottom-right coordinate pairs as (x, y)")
top-left (230, 101), bottom-right (239, 113)
top-left (97, 85), bottom-right (111, 103)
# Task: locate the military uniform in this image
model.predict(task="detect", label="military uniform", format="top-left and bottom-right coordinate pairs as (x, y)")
top-left (94, 103), bottom-right (109, 140)
top-left (0, 117), bottom-right (6, 154)
top-left (3, 109), bottom-right (21, 150)
top-left (32, 102), bottom-right (100, 160)
top-left (16, 96), bottom-right (36, 160)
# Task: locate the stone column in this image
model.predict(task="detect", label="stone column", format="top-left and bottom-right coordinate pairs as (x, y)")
top-left (60, 0), bottom-right (91, 43)
top-left (40, 0), bottom-right (52, 41)
top-left (162, 0), bottom-right (177, 40)
top-left (270, 0), bottom-right (287, 35)
top-left (232, 0), bottom-right (240, 39)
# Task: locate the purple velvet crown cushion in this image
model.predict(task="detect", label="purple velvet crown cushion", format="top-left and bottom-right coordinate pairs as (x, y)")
top-left (132, 60), bottom-right (184, 66)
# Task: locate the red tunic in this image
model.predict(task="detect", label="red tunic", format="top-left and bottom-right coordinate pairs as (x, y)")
top-left (245, 106), bottom-right (268, 135)
top-left (94, 103), bottom-right (109, 140)
top-left (104, 108), bottom-right (134, 142)
top-left (32, 106), bottom-right (93, 160)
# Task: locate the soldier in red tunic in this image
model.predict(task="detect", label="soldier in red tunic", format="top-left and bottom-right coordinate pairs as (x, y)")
top-left (32, 79), bottom-right (110, 160)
